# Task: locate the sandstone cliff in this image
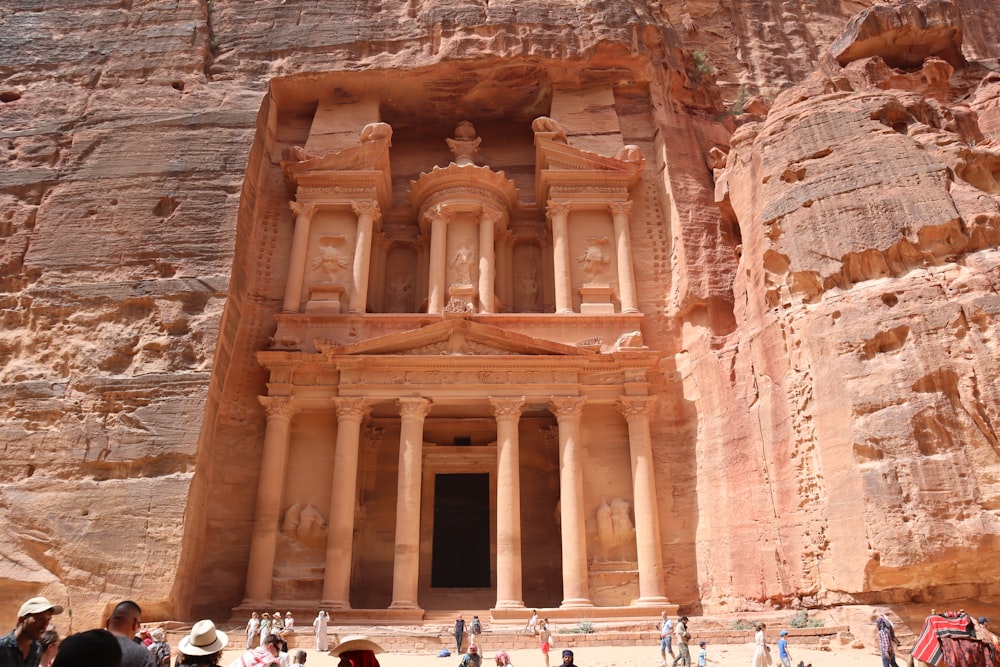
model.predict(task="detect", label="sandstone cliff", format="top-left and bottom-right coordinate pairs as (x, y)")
top-left (1, 0), bottom-right (998, 627)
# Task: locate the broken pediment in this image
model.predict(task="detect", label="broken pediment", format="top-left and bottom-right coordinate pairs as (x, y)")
top-left (316, 318), bottom-right (593, 358)
top-left (280, 122), bottom-right (394, 208)
top-left (532, 120), bottom-right (645, 204)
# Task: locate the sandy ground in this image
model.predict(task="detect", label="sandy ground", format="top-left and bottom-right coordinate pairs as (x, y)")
top-left (214, 641), bottom-right (879, 667)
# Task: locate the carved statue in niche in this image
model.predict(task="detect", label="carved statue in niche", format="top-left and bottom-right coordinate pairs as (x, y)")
top-left (281, 502), bottom-right (328, 547)
top-left (596, 498), bottom-right (636, 561)
top-left (517, 246), bottom-right (540, 311)
top-left (450, 245), bottom-right (475, 285)
top-left (577, 236), bottom-right (610, 280)
top-left (311, 235), bottom-right (349, 279)
top-left (446, 121), bottom-right (482, 166)
top-left (385, 273), bottom-right (413, 313)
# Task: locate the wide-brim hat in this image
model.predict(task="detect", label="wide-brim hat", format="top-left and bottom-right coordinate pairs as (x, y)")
top-left (17, 597), bottom-right (64, 619)
top-left (330, 635), bottom-right (385, 656)
top-left (179, 620), bottom-right (228, 656)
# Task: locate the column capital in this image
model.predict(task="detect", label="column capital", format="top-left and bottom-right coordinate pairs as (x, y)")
top-left (616, 395), bottom-right (658, 419)
top-left (289, 200), bottom-right (317, 218)
top-left (546, 200), bottom-right (573, 218)
top-left (398, 396), bottom-right (432, 419)
top-left (425, 203), bottom-right (456, 226)
top-left (351, 200), bottom-right (381, 222)
top-left (332, 396), bottom-right (370, 421)
top-left (259, 396), bottom-right (298, 420)
top-left (548, 395), bottom-right (587, 420)
top-left (608, 201), bottom-right (633, 218)
top-left (490, 396), bottom-right (525, 421)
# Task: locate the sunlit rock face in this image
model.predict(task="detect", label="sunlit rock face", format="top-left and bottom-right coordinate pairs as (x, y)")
top-left (0, 0), bottom-right (997, 627)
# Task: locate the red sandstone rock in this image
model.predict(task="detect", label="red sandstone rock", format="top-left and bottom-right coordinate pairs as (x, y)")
top-left (0, 0), bottom-right (998, 631)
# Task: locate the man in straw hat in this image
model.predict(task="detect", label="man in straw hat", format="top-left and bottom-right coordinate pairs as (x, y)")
top-left (330, 635), bottom-right (384, 667)
top-left (178, 620), bottom-right (228, 667)
top-left (1, 596), bottom-right (64, 667)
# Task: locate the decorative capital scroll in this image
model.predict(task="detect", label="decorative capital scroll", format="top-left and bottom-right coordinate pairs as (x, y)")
top-left (289, 200), bottom-right (318, 219)
top-left (259, 396), bottom-right (298, 421)
top-left (332, 396), bottom-right (369, 421)
top-left (425, 203), bottom-right (456, 227)
top-left (616, 395), bottom-right (658, 419)
top-left (398, 397), bottom-right (432, 420)
top-left (608, 201), bottom-right (633, 219)
top-left (490, 396), bottom-right (525, 422)
top-left (351, 200), bottom-right (381, 224)
top-left (548, 395), bottom-right (587, 420)
top-left (545, 200), bottom-right (573, 219)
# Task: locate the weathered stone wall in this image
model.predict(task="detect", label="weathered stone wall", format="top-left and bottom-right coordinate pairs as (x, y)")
top-left (1, 0), bottom-right (998, 628)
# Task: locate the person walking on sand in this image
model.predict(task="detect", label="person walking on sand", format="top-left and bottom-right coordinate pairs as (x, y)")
top-left (469, 617), bottom-right (483, 649)
top-left (697, 642), bottom-right (708, 667)
top-left (538, 620), bottom-right (553, 667)
top-left (752, 624), bottom-right (769, 667)
top-left (777, 632), bottom-right (792, 667)
top-left (454, 615), bottom-right (466, 656)
top-left (658, 612), bottom-right (675, 666)
top-left (877, 618), bottom-right (899, 667)
top-left (674, 617), bottom-right (691, 667)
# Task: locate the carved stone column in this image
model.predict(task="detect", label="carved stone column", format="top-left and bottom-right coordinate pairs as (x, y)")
top-left (617, 396), bottom-right (669, 604)
top-left (548, 396), bottom-right (592, 607)
top-left (322, 397), bottom-right (369, 609)
top-left (243, 396), bottom-right (298, 605)
top-left (349, 201), bottom-right (380, 313)
top-left (496, 229), bottom-right (512, 308)
top-left (370, 233), bottom-right (388, 313)
top-left (390, 397), bottom-right (431, 609)
top-left (283, 201), bottom-right (317, 313)
top-left (547, 201), bottom-right (573, 314)
top-left (478, 209), bottom-right (499, 313)
top-left (415, 235), bottom-right (430, 311)
top-left (491, 396), bottom-right (526, 609)
top-left (609, 201), bottom-right (639, 313)
top-left (427, 206), bottom-right (448, 314)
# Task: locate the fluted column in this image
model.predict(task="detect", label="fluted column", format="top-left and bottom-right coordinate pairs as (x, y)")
top-left (427, 206), bottom-right (448, 314)
top-left (478, 210), bottom-right (499, 313)
top-left (349, 201), bottom-right (380, 313)
top-left (390, 397), bottom-right (432, 609)
top-left (617, 396), bottom-right (669, 604)
top-left (497, 230), bottom-right (512, 308)
top-left (322, 397), bottom-right (369, 609)
top-left (609, 202), bottom-right (639, 313)
top-left (491, 396), bottom-right (526, 608)
top-left (547, 201), bottom-right (573, 314)
top-left (549, 396), bottom-right (592, 607)
top-left (243, 396), bottom-right (298, 605)
top-left (283, 201), bottom-right (317, 313)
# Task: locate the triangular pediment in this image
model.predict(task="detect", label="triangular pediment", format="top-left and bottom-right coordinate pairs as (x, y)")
top-left (317, 318), bottom-right (593, 357)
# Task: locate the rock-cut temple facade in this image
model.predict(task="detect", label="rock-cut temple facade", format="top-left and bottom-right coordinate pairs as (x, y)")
top-left (231, 76), bottom-right (680, 620)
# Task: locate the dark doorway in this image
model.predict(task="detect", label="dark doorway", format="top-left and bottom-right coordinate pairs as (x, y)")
top-left (431, 473), bottom-right (491, 587)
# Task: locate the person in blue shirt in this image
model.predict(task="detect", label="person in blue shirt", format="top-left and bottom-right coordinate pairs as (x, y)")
top-left (697, 642), bottom-right (708, 667)
top-left (778, 631), bottom-right (793, 667)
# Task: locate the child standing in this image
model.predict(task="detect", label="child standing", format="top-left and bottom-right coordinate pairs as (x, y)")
top-left (697, 642), bottom-right (708, 667)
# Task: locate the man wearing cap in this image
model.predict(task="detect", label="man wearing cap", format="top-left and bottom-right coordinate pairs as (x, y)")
top-left (1, 597), bottom-right (64, 667)
top-left (106, 601), bottom-right (153, 667)
top-left (560, 650), bottom-right (577, 667)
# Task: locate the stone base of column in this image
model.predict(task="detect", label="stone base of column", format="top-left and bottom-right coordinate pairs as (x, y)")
top-left (320, 599), bottom-right (352, 611)
top-left (238, 598), bottom-right (272, 609)
top-left (494, 599), bottom-right (525, 610)
top-left (559, 598), bottom-right (594, 608)
top-left (388, 600), bottom-right (421, 610)
top-left (633, 596), bottom-right (672, 606)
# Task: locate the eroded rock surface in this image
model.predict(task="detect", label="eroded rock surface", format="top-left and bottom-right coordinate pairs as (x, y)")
top-left (0, 0), bottom-right (998, 627)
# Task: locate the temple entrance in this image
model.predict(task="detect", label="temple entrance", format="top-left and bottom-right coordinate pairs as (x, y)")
top-left (431, 473), bottom-right (491, 587)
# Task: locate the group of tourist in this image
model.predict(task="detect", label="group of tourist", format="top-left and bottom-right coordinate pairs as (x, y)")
top-left (0, 596), bottom-right (367, 667)
top-left (243, 611), bottom-right (330, 652)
